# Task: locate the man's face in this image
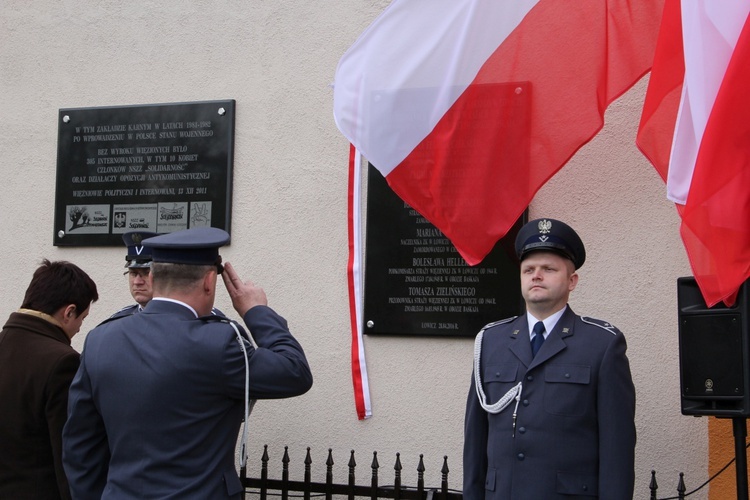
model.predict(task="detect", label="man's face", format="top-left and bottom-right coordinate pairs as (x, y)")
top-left (128, 268), bottom-right (153, 307)
top-left (520, 251), bottom-right (578, 314)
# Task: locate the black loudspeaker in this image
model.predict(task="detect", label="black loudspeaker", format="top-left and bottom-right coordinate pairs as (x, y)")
top-left (678, 276), bottom-right (750, 416)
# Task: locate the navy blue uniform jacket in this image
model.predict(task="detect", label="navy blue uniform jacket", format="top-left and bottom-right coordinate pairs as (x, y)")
top-left (463, 306), bottom-right (635, 499)
top-left (63, 300), bottom-right (312, 499)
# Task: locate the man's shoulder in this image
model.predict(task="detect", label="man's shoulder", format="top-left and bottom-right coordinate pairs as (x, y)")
top-left (479, 316), bottom-right (520, 335)
top-left (482, 316), bottom-right (521, 330)
top-left (101, 304), bottom-right (139, 323)
top-left (578, 316), bottom-right (623, 336)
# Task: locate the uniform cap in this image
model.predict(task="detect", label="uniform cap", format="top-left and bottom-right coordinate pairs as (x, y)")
top-left (122, 231), bottom-right (158, 269)
top-left (514, 218), bottom-right (586, 269)
top-left (142, 227), bottom-right (230, 266)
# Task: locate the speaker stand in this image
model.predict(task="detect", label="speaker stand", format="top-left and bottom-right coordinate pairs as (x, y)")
top-left (732, 417), bottom-right (749, 500)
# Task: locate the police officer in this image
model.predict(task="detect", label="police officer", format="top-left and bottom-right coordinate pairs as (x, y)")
top-left (108, 231), bottom-right (158, 320)
top-left (63, 227), bottom-right (313, 499)
top-left (108, 230), bottom-right (224, 321)
top-left (463, 218), bottom-right (636, 499)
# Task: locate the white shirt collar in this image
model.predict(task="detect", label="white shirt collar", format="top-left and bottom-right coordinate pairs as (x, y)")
top-left (151, 297), bottom-right (198, 318)
top-left (527, 306), bottom-right (567, 340)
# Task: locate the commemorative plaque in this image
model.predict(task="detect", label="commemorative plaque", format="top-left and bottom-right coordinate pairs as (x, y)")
top-left (363, 166), bottom-right (525, 337)
top-left (53, 100), bottom-right (235, 246)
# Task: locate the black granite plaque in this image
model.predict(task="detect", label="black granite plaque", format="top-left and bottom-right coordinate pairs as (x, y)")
top-left (54, 100), bottom-right (235, 246)
top-left (363, 165), bottom-right (525, 337)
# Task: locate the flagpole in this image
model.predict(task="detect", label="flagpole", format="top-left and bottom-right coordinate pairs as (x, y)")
top-left (732, 417), bottom-right (749, 500)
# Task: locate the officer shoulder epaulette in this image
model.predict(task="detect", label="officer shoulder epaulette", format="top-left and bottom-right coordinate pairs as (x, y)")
top-left (96, 312), bottom-right (132, 327)
top-left (581, 316), bottom-right (621, 336)
top-left (478, 316), bottom-right (518, 335)
top-left (198, 314), bottom-right (232, 324)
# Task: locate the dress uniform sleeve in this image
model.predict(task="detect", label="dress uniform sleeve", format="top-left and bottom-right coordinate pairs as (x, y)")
top-left (63, 348), bottom-right (111, 499)
top-left (463, 370), bottom-right (489, 498)
top-left (228, 305), bottom-right (313, 399)
top-left (46, 350), bottom-right (79, 500)
top-left (597, 331), bottom-right (636, 499)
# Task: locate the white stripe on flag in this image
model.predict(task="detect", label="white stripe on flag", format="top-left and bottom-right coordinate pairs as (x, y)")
top-left (666, 0), bottom-right (750, 204)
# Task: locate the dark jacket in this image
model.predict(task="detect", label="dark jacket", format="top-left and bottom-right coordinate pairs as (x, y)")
top-left (63, 299), bottom-right (313, 499)
top-left (463, 306), bottom-right (636, 499)
top-left (0, 312), bottom-right (79, 500)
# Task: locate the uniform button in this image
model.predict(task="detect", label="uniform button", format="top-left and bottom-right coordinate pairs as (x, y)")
top-left (517, 453), bottom-right (525, 461)
top-left (522, 399), bottom-right (529, 406)
top-left (518, 427), bottom-right (526, 434)
top-left (526, 375), bottom-right (534, 381)
top-left (565, 373), bottom-right (571, 378)
top-left (582, 485), bottom-right (588, 491)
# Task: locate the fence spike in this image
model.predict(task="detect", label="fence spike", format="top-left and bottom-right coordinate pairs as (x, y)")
top-left (417, 454), bottom-right (425, 496)
top-left (649, 470), bottom-right (657, 500)
top-left (282, 446), bottom-right (290, 500)
top-left (371, 451), bottom-right (379, 500)
top-left (441, 455), bottom-right (450, 498)
top-left (304, 448), bottom-right (311, 500)
top-left (348, 450), bottom-right (357, 500)
top-left (325, 448), bottom-right (334, 500)
top-left (677, 472), bottom-right (686, 499)
top-left (394, 452), bottom-right (403, 499)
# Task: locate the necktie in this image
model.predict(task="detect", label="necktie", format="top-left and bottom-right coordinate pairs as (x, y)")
top-left (531, 321), bottom-right (545, 357)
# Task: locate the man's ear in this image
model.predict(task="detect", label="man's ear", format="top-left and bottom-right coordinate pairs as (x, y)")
top-left (63, 304), bottom-right (77, 319)
top-left (203, 269), bottom-right (216, 295)
top-left (53, 303), bottom-right (77, 326)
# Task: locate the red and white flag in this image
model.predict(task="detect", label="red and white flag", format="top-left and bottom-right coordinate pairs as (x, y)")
top-left (334, 0), bottom-right (663, 266)
top-left (637, 0), bottom-right (750, 307)
top-left (335, 0), bottom-right (663, 418)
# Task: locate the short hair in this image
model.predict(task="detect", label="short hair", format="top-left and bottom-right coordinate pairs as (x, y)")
top-left (150, 262), bottom-right (214, 293)
top-left (21, 259), bottom-right (99, 317)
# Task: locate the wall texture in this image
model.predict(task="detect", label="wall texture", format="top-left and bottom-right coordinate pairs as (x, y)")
top-left (1, 1), bottom-right (709, 497)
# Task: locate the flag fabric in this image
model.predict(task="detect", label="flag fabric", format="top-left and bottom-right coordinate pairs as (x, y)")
top-left (637, 0), bottom-right (750, 307)
top-left (334, 0), bottom-right (664, 266)
top-left (347, 145), bottom-right (372, 419)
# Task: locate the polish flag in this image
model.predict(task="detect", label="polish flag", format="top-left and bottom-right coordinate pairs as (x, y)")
top-left (637, 0), bottom-right (750, 307)
top-left (335, 0), bottom-right (663, 418)
top-left (334, 0), bottom-right (664, 266)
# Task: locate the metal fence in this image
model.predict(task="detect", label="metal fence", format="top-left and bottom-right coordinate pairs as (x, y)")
top-left (240, 446), bottom-right (463, 499)
top-left (241, 446), bottom-right (714, 500)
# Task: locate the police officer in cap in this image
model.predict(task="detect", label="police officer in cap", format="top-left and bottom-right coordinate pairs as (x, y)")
top-left (463, 218), bottom-right (636, 499)
top-left (64, 227), bottom-right (313, 499)
top-left (108, 231), bottom-right (158, 320)
top-left (108, 230), bottom-right (224, 322)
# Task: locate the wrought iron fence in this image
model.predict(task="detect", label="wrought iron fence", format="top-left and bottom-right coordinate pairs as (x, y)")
top-left (240, 445), bottom-right (463, 499)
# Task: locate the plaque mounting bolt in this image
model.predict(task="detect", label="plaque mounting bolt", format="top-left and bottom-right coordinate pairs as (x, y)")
top-left (62, 115), bottom-right (70, 123)
top-left (366, 320), bottom-right (374, 328)
top-left (218, 107), bottom-right (226, 116)
top-left (57, 230), bottom-right (65, 238)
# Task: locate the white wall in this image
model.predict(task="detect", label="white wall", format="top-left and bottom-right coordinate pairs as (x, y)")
top-left (0, 1), bottom-right (707, 497)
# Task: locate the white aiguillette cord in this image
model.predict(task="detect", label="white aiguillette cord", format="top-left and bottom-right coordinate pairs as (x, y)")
top-left (228, 320), bottom-right (257, 470)
top-left (473, 329), bottom-right (523, 436)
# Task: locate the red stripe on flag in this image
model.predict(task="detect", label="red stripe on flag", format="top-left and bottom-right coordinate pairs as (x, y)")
top-left (636, 0), bottom-right (684, 183)
top-left (347, 144), bottom-right (369, 419)
top-left (681, 14), bottom-right (750, 306)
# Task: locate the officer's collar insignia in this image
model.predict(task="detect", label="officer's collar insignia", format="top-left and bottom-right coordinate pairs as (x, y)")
top-left (563, 328), bottom-right (569, 333)
top-left (538, 219), bottom-right (552, 234)
top-left (512, 330), bottom-right (519, 336)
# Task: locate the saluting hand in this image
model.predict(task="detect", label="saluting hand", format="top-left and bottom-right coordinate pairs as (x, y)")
top-left (221, 262), bottom-right (268, 316)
